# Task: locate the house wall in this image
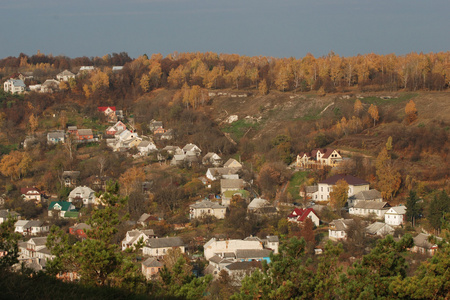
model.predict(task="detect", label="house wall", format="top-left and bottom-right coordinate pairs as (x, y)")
top-left (328, 229), bottom-right (346, 241)
top-left (385, 212), bottom-right (404, 226)
top-left (142, 246), bottom-right (185, 257)
top-left (190, 208), bottom-right (226, 219)
top-left (142, 265), bottom-right (161, 280)
top-left (204, 240), bottom-right (262, 260)
top-left (349, 208), bottom-right (387, 219)
top-left (316, 183), bottom-right (369, 201)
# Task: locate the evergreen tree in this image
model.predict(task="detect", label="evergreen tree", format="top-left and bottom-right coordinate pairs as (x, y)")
top-left (405, 190), bottom-right (420, 227)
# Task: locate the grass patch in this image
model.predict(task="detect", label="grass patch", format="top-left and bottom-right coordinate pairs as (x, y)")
top-left (0, 143), bottom-right (18, 155)
top-left (286, 170), bottom-right (309, 200)
top-left (222, 119), bottom-right (260, 140)
top-left (359, 92), bottom-right (418, 105)
top-left (294, 105), bottom-right (326, 121)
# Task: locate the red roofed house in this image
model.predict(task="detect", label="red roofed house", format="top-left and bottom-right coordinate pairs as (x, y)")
top-left (106, 121), bottom-right (127, 136)
top-left (297, 148), bottom-right (342, 169)
top-left (21, 187), bottom-right (43, 202)
top-left (287, 208), bottom-right (320, 227)
top-left (98, 106), bottom-right (117, 122)
top-left (313, 174), bottom-right (370, 202)
top-left (69, 223), bottom-right (92, 240)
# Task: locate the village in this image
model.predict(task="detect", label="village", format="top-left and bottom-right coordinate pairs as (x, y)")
top-left (0, 52), bottom-right (449, 299)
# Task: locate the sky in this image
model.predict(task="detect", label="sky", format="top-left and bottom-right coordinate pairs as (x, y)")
top-left (1, 0), bottom-right (449, 60)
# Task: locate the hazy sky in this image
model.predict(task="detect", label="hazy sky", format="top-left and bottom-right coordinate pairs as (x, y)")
top-left (1, 0), bottom-right (449, 59)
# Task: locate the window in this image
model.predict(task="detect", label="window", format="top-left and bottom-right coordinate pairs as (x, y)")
top-left (321, 187), bottom-right (323, 192)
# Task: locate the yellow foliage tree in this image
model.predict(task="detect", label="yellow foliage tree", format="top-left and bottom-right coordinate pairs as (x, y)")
top-left (259, 79), bottom-right (268, 95)
top-left (329, 179), bottom-right (349, 215)
top-left (119, 166), bottom-right (146, 196)
top-left (29, 114), bottom-right (38, 135)
top-left (90, 70), bottom-right (109, 92)
top-left (368, 104), bottom-right (379, 126)
top-left (354, 99), bottom-right (363, 116)
top-left (140, 74), bottom-right (150, 92)
top-left (376, 147), bottom-right (401, 201)
top-left (0, 151), bottom-right (32, 180)
top-left (405, 99), bottom-right (418, 124)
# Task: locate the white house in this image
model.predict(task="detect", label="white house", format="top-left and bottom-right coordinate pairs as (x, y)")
top-left (68, 186), bottom-right (97, 206)
top-left (47, 130), bottom-right (65, 144)
top-left (21, 187), bottom-right (43, 202)
top-left (137, 141), bottom-right (157, 155)
top-left (313, 174), bottom-right (370, 201)
top-left (296, 148), bottom-right (343, 169)
top-left (412, 233), bottom-right (441, 256)
top-left (202, 153), bottom-right (222, 167)
top-left (121, 229), bottom-right (156, 251)
top-left (142, 237), bottom-right (185, 257)
top-left (0, 210), bottom-right (20, 224)
top-left (203, 238), bottom-right (263, 261)
top-left (182, 143), bottom-right (201, 156)
top-left (329, 219), bottom-right (355, 241)
top-left (349, 201), bottom-right (390, 219)
top-left (18, 237), bottom-right (54, 261)
top-left (189, 200), bottom-right (227, 219)
top-left (48, 201), bottom-right (77, 218)
top-left (14, 220), bottom-right (49, 235)
top-left (56, 70), bottom-right (76, 81)
top-left (4, 79), bottom-right (26, 94)
top-left (224, 158), bottom-right (242, 169)
top-left (385, 206), bottom-right (407, 226)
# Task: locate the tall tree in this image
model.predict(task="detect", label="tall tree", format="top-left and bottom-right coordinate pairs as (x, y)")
top-left (368, 104), bottom-right (379, 126)
top-left (329, 179), bottom-right (349, 215)
top-left (353, 99), bottom-right (363, 117)
top-left (376, 147), bottom-right (401, 201)
top-left (405, 190), bottom-right (420, 227)
top-left (405, 99), bottom-right (418, 124)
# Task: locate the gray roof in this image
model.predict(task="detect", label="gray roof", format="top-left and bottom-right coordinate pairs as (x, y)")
top-left (190, 200), bottom-right (225, 209)
top-left (142, 257), bottom-right (163, 268)
top-left (353, 201), bottom-right (389, 210)
top-left (387, 206), bottom-right (407, 215)
top-left (349, 189), bottom-right (382, 201)
top-left (365, 222), bottom-right (394, 235)
top-left (71, 223), bottom-right (91, 231)
top-left (305, 186), bottom-right (318, 193)
top-left (209, 255), bottom-right (223, 264)
top-left (330, 219), bottom-right (355, 231)
top-left (225, 261), bottom-right (262, 271)
top-left (413, 233), bottom-right (442, 249)
top-left (29, 237), bottom-right (48, 246)
top-left (146, 237), bottom-right (184, 248)
top-left (0, 210), bottom-right (19, 219)
top-left (77, 129), bottom-right (93, 135)
top-left (267, 236), bottom-right (279, 243)
top-left (236, 249), bottom-right (272, 259)
top-left (224, 158), bottom-right (242, 168)
top-left (248, 198), bottom-right (271, 209)
top-left (8, 79), bottom-right (26, 87)
top-left (220, 179), bottom-right (244, 189)
top-left (62, 171), bottom-right (80, 179)
top-left (208, 168), bottom-right (239, 177)
top-left (57, 70), bottom-right (75, 76)
top-left (47, 131), bottom-right (65, 139)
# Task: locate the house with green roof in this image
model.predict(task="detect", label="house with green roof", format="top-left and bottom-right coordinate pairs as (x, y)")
top-left (48, 201), bottom-right (77, 218)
